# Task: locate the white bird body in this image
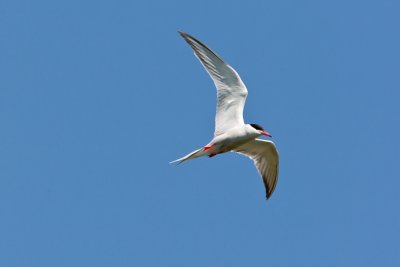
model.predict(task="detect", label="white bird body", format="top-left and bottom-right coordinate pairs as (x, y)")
top-left (172, 32), bottom-right (280, 199)
top-left (172, 124), bottom-right (261, 162)
top-left (207, 124), bottom-right (262, 154)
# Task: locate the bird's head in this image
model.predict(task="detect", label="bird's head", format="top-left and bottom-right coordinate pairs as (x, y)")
top-left (250, 123), bottom-right (272, 137)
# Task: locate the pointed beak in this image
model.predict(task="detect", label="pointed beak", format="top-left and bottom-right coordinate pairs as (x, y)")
top-left (261, 131), bottom-right (272, 137)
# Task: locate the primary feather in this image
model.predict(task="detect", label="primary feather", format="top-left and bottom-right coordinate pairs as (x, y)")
top-left (179, 32), bottom-right (248, 136)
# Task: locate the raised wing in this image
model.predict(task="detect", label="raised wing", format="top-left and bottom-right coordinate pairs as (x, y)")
top-left (234, 139), bottom-right (279, 199)
top-left (179, 32), bottom-right (248, 136)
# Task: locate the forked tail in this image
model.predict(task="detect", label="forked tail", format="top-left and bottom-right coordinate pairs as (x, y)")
top-left (170, 148), bottom-right (208, 164)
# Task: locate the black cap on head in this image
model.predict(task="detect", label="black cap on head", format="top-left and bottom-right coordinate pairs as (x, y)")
top-left (250, 123), bottom-right (265, 131)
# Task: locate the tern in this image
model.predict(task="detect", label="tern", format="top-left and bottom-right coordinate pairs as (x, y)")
top-left (171, 32), bottom-right (279, 199)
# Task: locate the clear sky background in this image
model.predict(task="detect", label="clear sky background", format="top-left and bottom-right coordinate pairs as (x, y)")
top-left (1, 0), bottom-right (399, 266)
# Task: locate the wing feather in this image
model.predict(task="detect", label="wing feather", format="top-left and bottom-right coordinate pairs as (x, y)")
top-left (179, 32), bottom-right (248, 136)
top-left (234, 139), bottom-right (279, 199)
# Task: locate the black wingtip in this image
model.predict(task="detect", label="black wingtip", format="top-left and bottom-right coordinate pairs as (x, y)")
top-left (177, 31), bottom-right (226, 64)
top-left (265, 187), bottom-right (273, 200)
top-left (178, 31), bottom-right (188, 38)
top-left (178, 31), bottom-right (191, 43)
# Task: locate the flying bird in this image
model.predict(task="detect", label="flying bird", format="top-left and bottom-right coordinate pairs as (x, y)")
top-left (171, 32), bottom-right (279, 199)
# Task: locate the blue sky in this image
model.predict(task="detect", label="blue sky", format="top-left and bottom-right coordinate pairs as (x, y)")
top-left (1, 0), bottom-right (399, 266)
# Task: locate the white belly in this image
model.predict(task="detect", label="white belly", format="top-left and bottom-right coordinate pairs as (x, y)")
top-left (210, 126), bottom-right (260, 154)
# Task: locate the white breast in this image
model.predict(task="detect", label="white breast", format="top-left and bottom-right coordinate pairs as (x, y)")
top-left (211, 125), bottom-right (260, 153)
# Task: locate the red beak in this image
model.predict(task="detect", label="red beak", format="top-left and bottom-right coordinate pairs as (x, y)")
top-left (261, 131), bottom-right (272, 137)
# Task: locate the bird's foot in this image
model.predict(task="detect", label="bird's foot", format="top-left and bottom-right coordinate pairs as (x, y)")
top-left (208, 153), bottom-right (217, 158)
top-left (203, 145), bottom-right (213, 151)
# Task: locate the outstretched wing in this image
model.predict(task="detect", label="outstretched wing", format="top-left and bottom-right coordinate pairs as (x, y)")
top-left (234, 139), bottom-right (279, 199)
top-left (179, 32), bottom-right (248, 136)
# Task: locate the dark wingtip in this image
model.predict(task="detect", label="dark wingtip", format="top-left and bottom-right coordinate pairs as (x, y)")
top-left (178, 31), bottom-right (189, 39)
top-left (265, 184), bottom-right (274, 200)
top-left (178, 31), bottom-right (192, 44)
top-left (265, 181), bottom-right (277, 200)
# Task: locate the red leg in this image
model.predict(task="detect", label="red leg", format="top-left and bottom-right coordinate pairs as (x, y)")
top-left (204, 144), bottom-right (213, 151)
